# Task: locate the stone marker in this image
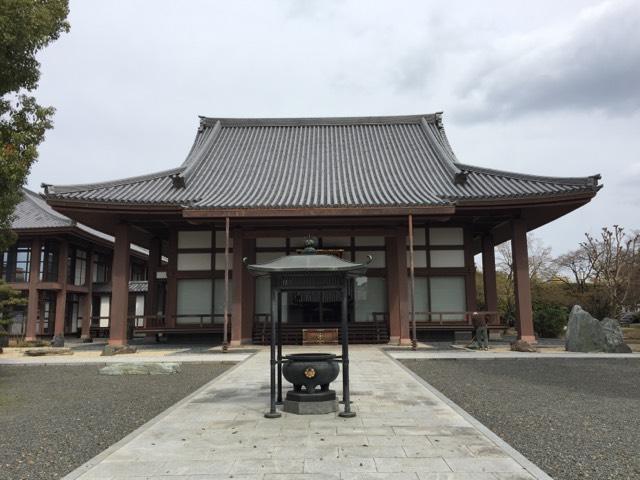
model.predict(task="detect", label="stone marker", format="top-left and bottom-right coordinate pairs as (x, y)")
top-left (25, 347), bottom-right (74, 356)
top-left (566, 305), bottom-right (632, 353)
top-left (99, 362), bottom-right (181, 375)
top-left (510, 339), bottom-right (537, 352)
top-left (101, 345), bottom-right (138, 356)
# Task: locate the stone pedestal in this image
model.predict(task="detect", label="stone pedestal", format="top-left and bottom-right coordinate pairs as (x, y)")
top-left (283, 390), bottom-right (338, 415)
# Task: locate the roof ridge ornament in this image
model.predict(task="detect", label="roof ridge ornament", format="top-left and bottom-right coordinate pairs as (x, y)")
top-left (302, 237), bottom-right (317, 255)
top-left (170, 174), bottom-right (186, 189)
top-left (454, 170), bottom-right (469, 186)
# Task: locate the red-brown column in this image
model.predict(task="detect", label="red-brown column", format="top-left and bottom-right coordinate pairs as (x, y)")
top-left (24, 237), bottom-right (42, 340)
top-left (109, 223), bottom-right (131, 345)
top-left (386, 229), bottom-right (410, 345)
top-left (464, 227), bottom-right (478, 312)
top-left (80, 249), bottom-right (94, 341)
top-left (482, 234), bottom-right (498, 313)
top-left (165, 230), bottom-right (178, 329)
top-left (144, 237), bottom-right (161, 318)
top-left (511, 219), bottom-right (535, 343)
top-left (231, 230), bottom-right (255, 345)
top-left (53, 239), bottom-right (69, 343)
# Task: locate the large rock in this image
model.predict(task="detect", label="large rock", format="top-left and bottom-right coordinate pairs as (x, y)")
top-left (566, 305), bottom-right (632, 353)
top-left (601, 317), bottom-right (633, 353)
top-left (25, 347), bottom-right (73, 356)
top-left (101, 345), bottom-right (137, 356)
top-left (99, 362), bottom-right (181, 375)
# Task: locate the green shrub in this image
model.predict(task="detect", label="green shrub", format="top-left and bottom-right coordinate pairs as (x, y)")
top-left (533, 304), bottom-right (568, 338)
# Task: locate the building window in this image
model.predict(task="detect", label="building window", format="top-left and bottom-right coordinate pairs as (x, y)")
top-left (69, 248), bottom-right (87, 286)
top-left (176, 279), bottom-right (212, 324)
top-left (354, 277), bottom-right (387, 322)
top-left (178, 230), bottom-right (212, 249)
top-left (429, 227), bottom-right (463, 246)
top-left (40, 241), bottom-right (58, 281)
top-left (429, 276), bottom-right (466, 321)
top-left (130, 262), bottom-right (147, 281)
top-left (177, 252), bottom-right (211, 271)
top-left (92, 253), bottom-right (110, 283)
top-left (13, 243), bottom-right (31, 282)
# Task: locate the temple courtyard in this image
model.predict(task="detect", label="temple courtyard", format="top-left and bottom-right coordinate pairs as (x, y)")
top-left (2, 345), bottom-right (639, 480)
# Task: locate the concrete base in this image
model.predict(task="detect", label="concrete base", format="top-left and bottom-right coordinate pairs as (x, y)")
top-left (519, 335), bottom-right (537, 344)
top-left (80, 335), bottom-right (93, 343)
top-left (283, 398), bottom-right (338, 415)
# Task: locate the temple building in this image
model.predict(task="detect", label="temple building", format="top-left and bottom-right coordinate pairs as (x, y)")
top-left (1, 188), bottom-right (148, 342)
top-left (43, 114), bottom-right (601, 346)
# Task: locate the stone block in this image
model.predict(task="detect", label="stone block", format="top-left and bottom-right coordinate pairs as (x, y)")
top-left (101, 344), bottom-right (137, 356)
top-left (24, 347), bottom-right (73, 356)
top-left (283, 398), bottom-right (337, 415)
top-left (99, 362), bottom-right (181, 375)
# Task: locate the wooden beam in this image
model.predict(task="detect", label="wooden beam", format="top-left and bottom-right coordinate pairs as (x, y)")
top-left (481, 234), bottom-right (498, 312)
top-left (24, 237), bottom-right (41, 341)
top-left (109, 223), bottom-right (131, 345)
top-left (511, 218), bottom-right (535, 343)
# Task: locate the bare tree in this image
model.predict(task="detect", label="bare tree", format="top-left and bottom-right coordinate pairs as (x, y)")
top-left (496, 233), bottom-right (556, 282)
top-left (556, 248), bottom-right (598, 293)
top-left (580, 226), bottom-right (640, 315)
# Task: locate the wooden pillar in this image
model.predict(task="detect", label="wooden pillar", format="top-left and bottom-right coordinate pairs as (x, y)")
top-left (53, 239), bottom-right (69, 342)
top-left (482, 234), bottom-right (498, 313)
top-left (464, 227), bottom-right (478, 312)
top-left (386, 229), bottom-right (410, 345)
top-left (165, 230), bottom-right (178, 329)
top-left (511, 219), bottom-right (535, 343)
top-left (109, 223), bottom-right (131, 345)
top-left (231, 230), bottom-right (255, 345)
top-left (80, 249), bottom-right (94, 341)
top-left (24, 237), bottom-right (42, 340)
top-left (144, 237), bottom-right (161, 318)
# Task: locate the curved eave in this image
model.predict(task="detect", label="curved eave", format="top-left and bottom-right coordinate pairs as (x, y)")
top-left (453, 189), bottom-right (598, 208)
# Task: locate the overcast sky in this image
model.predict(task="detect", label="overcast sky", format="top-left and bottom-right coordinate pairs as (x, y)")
top-left (29, 0), bottom-right (640, 255)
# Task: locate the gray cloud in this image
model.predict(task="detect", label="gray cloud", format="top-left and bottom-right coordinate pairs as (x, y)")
top-left (454, 0), bottom-right (640, 122)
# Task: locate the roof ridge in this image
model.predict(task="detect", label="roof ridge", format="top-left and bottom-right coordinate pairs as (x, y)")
top-left (47, 167), bottom-right (184, 195)
top-left (199, 113), bottom-right (439, 128)
top-left (457, 163), bottom-right (600, 187)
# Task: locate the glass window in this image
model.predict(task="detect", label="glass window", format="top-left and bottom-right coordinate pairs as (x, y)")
top-left (429, 227), bottom-right (463, 246)
top-left (322, 236), bottom-right (351, 247)
top-left (177, 252), bottom-right (211, 271)
top-left (99, 295), bottom-right (110, 327)
top-left (214, 252), bottom-right (233, 271)
top-left (406, 228), bottom-right (426, 246)
top-left (40, 242), bottom-right (58, 282)
top-left (256, 237), bottom-right (286, 248)
top-left (214, 230), bottom-right (233, 249)
top-left (430, 250), bottom-right (465, 268)
top-left (354, 277), bottom-right (387, 322)
top-left (130, 262), bottom-right (147, 281)
top-left (355, 250), bottom-right (385, 268)
top-left (429, 276), bottom-right (466, 321)
top-left (14, 244), bottom-right (31, 282)
top-left (178, 230), bottom-right (212, 249)
top-left (73, 249), bottom-right (87, 285)
top-left (406, 250), bottom-right (427, 268)
top-left (354, 236), bottom-right (385, 247)
top-left (177, 279), bottom-right (212, 324)
top-left (92, 253), bottom-right (110, 283)
top-left (0, 251), bottom-right (8, 281)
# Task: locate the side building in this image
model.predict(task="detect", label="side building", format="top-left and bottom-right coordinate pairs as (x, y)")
top-left (1, 189), bottom-right (149, 343)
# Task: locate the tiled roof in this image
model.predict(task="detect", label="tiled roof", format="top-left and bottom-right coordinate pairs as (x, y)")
top-left (12, 189), bottom-right (149, 256)
top-left (45, 114), bottom-right (600, 208)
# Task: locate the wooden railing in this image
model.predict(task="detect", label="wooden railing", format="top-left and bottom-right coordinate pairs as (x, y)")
top-left (252, 313), bottom-right (390, 345)
top-left (413, 311), bottom-right (502, 328)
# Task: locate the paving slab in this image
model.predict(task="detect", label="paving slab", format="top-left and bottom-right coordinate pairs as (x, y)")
top-left (63, 346), bottom-right (551, 480)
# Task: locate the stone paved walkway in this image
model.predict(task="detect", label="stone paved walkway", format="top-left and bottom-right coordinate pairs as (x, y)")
top-left (65, 346), bottom-right (549, 480)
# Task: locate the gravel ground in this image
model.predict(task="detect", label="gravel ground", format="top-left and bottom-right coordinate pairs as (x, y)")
top-left (402, 358), bottom-right (640, 480)
top-left (0, 363), bottom-right (232, 480)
